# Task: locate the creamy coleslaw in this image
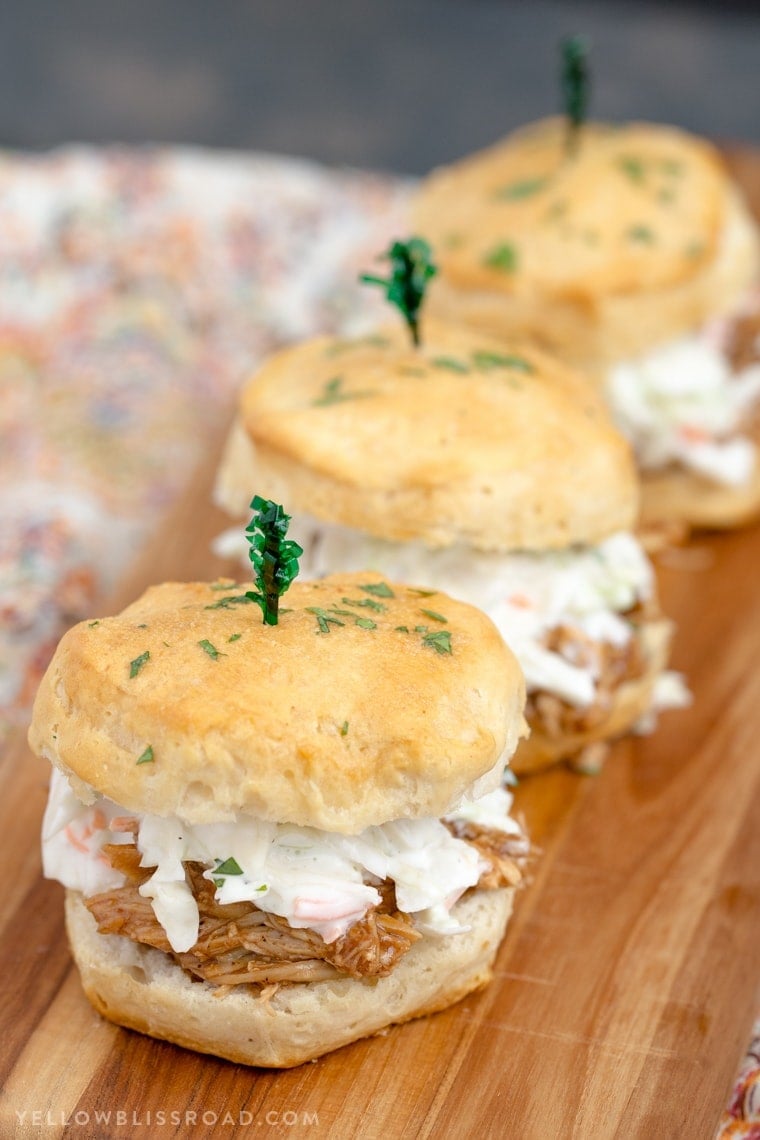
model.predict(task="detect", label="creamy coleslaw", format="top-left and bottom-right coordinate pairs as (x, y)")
top-left (608, 324), bottom-right (760, 486)
top-left (42, 768), bottom-right (526, 954)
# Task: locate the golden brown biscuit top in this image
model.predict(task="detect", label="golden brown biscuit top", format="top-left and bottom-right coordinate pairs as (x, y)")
top-left (237, 319), bottom-right (637, 547)
top-left (412, 118), bottom-right (730, 300)
top-left (29, 575), bottom-right (526, 831)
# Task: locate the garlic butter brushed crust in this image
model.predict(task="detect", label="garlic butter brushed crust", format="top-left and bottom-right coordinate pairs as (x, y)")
top-left (231, 320), bottom-right (638, 550)
top-left (29, 574), bottom-right (526, 832)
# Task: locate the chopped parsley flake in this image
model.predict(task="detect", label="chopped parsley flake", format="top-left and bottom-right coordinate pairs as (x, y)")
top-left (198, 639), bottom-right (223, 660)
top-left (312, 376), bottom-right (375, 407)
top-left (395, 623), bottom-right (452, 654)
top-left (307, 607), bottom-right (346, 634)
top-left (359, 582), bottom-right (395, 599)
top-left (420, 609), bottom-right (448, 624)
top-left (627, 225), bottom-right (656, 244)
top-left (215, 857), bottom-right (243, 876)
top-left (431, 355), bottom-right (470, 373)
top-left (330, 605), bottom-right (379, 628)
top-left (407, 588), bottom-right (437, 597)
top-left (495, 176), bottom-right (548, 200)
top-left (342, 596), bottom-right (386, 612)
top-left (205, 593), bottom-right (257, 610)
top-left (308, 603), bottom-right (380, 633)
top-left (136, 746), bottom-right (154, 765)
top-left (483, 242), bottom-right (518, 273)
top-left (129, 651), bottom-right (150, 679)
top-left (340, 721), bottom-right (349, 736)
top-left (617, 155), bottom-right (646, 183)
top-left (423, 630), bottom-right (453, 655)
top-left (472, 350), bottom-right (534, 374)
top-left (210, 580), bottom-right (237, 591)
top-left (228, 633), bottom-right (242, 642)
top-left (87, 620), bottom-right (100, 628)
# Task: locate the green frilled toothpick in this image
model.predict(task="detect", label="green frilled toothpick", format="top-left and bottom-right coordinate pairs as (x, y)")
top-left (245, 496), bottom-right (303, 625)
top-left (360, 237), bottom-right (437, 347)
top-left (561, 35), bottom-right (591, 156)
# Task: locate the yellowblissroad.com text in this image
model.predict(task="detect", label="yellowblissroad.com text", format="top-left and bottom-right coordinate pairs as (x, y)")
top-left (15, 1109), bottom-right (320, 1128)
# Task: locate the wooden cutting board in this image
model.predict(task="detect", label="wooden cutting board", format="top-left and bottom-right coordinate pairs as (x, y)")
top-left (2, 152), bottom-right (760, 1140)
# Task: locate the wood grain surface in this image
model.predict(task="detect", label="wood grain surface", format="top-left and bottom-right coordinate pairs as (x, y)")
top-left (2, 152), bottom-right (760, 1140)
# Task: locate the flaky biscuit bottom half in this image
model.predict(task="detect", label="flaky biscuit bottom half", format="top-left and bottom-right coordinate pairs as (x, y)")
top-left (638, 444), bottom-right (760, 532)
top-left (65, 887), bottom-right (515, 1069)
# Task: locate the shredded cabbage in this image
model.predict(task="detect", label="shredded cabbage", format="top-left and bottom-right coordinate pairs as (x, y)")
top-left (42, 770), bottom-right (525, 953)
top-left (608, 330), bottom-right (760, 486)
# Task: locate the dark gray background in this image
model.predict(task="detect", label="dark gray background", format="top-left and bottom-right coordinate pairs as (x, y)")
top-left (2, 0), bottom-right (759, 175)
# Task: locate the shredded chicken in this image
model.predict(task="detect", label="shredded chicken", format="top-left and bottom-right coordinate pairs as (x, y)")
top-left (525, 607), bottom-right (651, 740)
top-left (726, 309), bottom-right (760, 374)
top-left (85, 826), bottom-right (523, 990)
top-left (724, 308), bottom-right (760, 445)
top-left (443, 822), bottom-right (525, 890)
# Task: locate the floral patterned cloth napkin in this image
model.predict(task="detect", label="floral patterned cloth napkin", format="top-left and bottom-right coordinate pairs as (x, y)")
top-left (0, 146), bottom-right (756, 1137)
top-left (0, 145), bottom-right (407, 730)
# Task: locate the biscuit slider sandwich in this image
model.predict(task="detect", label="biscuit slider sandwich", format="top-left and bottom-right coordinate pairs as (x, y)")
top-left (214, 247), bottom-right (682, 774)
top-left (411, 39), bottom-right (760, 531)
top-left (30, 499), bottom-right (529, 1068)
